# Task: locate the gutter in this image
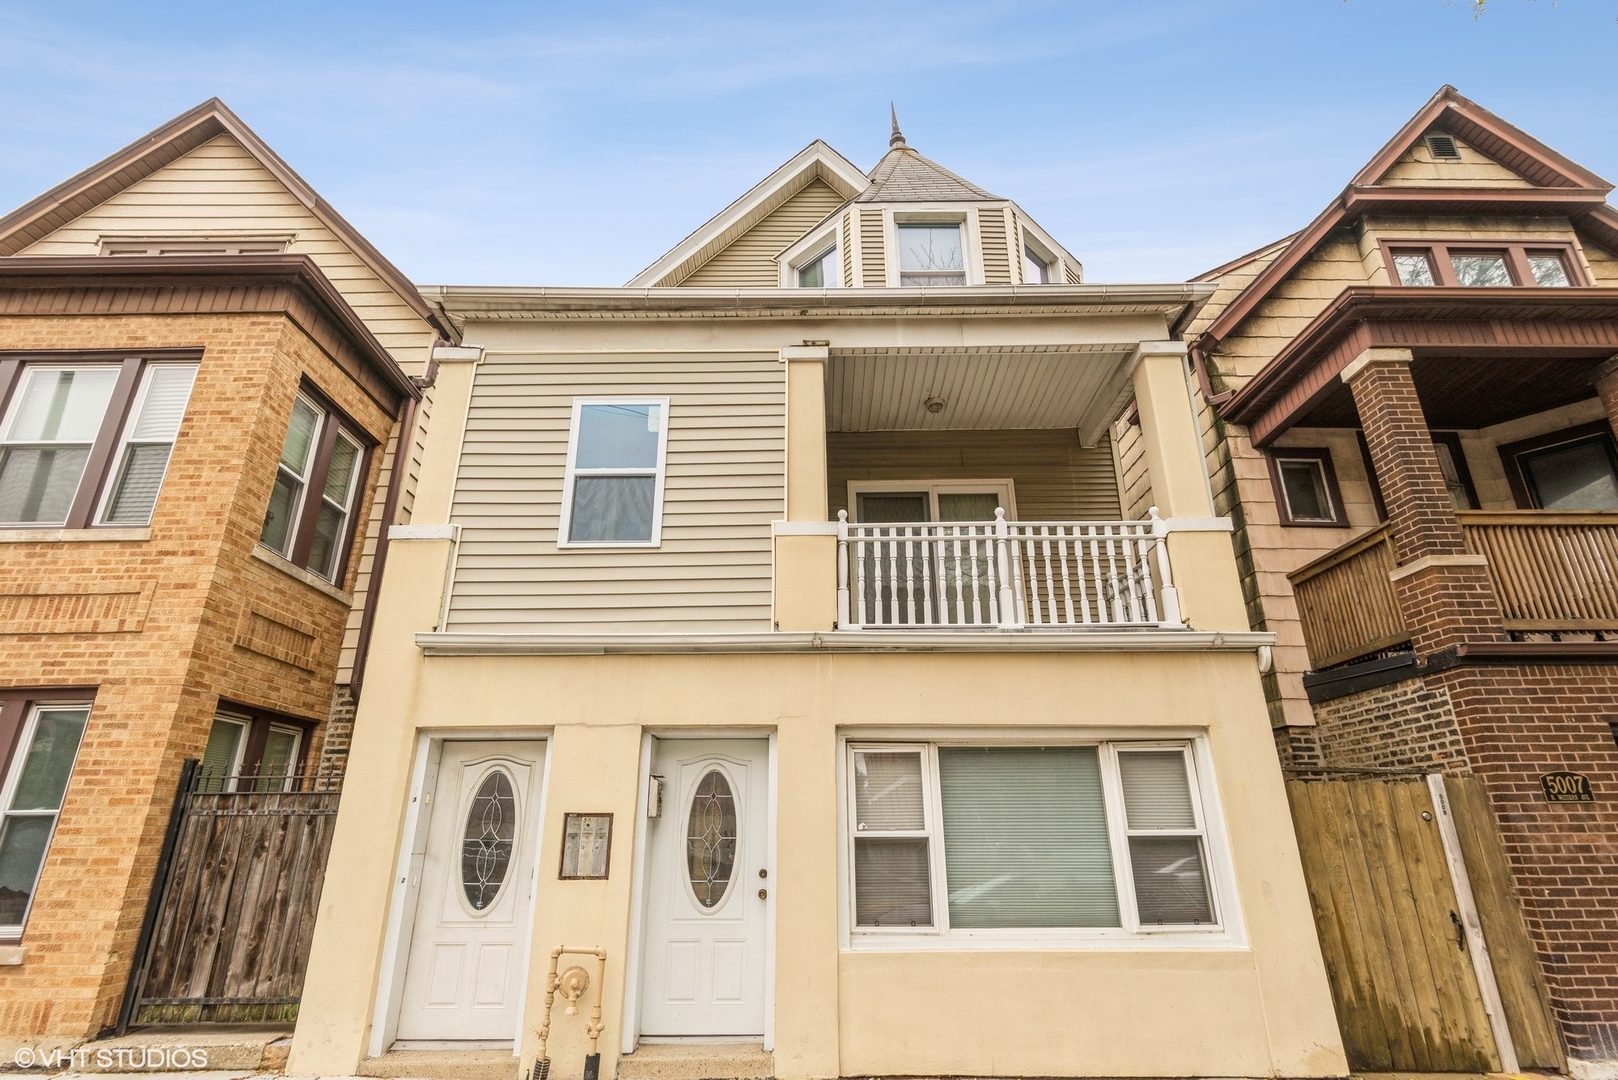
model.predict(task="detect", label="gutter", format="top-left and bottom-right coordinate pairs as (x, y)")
top-left (350, 350), bottom-right (443, 699)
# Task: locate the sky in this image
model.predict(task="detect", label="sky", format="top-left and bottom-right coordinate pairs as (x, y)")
top-left (0, 1), bottom-right (1614, 287)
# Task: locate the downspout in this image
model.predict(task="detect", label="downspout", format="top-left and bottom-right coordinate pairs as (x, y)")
top-left (1188, 338), bottom-right (1235, 410)
top-left (350, 351), bottom-right (441, 700)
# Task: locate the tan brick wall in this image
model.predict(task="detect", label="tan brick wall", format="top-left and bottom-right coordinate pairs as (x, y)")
top-left (0, 307), bottom-right (393, 1038)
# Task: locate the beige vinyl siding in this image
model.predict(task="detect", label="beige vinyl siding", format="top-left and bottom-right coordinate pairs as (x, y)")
top-left (978, 209), bottom-right (1011, 284)
top-left (1377, 137), bottom-right (1533, 188)
top-left (860, 209), bottom-right (885, 286)
top-left (16, 134), bottom-right (437, 366)
top-left (847, 210), bottom-right (860, 286)
top-left (1063, 261), bottom-right (1082, 284)
top-left (1112, 417), bottom-right (1154, 520)
top-left (827, 430), bottom-right (1122, 521)
top-left (681, 179), bottom-right (845, 287)
top-left (446, 352), bottom-right (784, 634)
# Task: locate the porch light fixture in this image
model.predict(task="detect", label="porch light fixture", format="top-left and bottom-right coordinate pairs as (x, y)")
top-left (925, 396), bottom-right (946, 414)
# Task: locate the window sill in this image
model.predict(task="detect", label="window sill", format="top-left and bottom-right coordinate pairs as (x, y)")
top-left (846, 929), bottom-right (1244, 952)
top-left (251, 545), bottom-right (353, 604)
top-left (0, 526), bottom-right (152, 543)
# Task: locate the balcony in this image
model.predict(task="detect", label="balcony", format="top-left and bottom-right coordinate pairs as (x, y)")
top-left (835, 509), bottom-right (1181, 631)
top-left (1290, 511), bottom-right (1618, 669)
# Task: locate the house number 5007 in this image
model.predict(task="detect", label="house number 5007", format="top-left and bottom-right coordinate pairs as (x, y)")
top-left (1540, 772), bottom-right (1594, 803)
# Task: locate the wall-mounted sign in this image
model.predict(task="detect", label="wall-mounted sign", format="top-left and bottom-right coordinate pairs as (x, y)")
top-left (560, 813), bottom-right (613, 879)
top-left (1540, 772), bottom-right (1594, 803)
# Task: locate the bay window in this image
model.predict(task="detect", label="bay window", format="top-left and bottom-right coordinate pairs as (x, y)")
top-left (848, 739), bottom-right (1223, 941)
top-left (0, 355), bottom-right (197, 528)
top-left (258, 389), bottom-right (368, 584)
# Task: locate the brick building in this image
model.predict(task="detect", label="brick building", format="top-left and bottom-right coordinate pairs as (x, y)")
top-left (0, 102), bottom-right (447, 1039)
top-left (1131, 86), bottom-right (1618, 1075)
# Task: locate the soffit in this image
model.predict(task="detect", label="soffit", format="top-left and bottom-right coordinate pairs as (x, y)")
top-left (826, 344), bottom-right (1133, 432)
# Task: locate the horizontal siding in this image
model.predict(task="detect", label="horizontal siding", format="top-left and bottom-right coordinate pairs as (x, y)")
top-left (17, 134), bottom-right (436, 366)
top-left (978, 209), bottom-right (1011, 284)
top-left (861, 209), bottom-right (885, 286)
top-left (840, 211), bottom-right (854, 287)
top-left (1113, 417), bottom-right (1154, 520)
top-left (446, 352), bottom-right (785, 634)
top-left (827, 429), bottom-right (1121, 521)
top-left (681, 179), bottom-right (844, 287)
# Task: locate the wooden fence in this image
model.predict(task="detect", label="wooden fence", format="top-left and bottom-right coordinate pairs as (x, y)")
top-left (1286, 774), bottom-right (1562, 1073)
top-left (122, 763), bottom-right (341, 1026)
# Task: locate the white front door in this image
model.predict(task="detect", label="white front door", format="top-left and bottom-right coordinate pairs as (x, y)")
top-left (639, 739), bottom-right (769, 1037)
top-left (396, 741), bottom-right (545, 1043)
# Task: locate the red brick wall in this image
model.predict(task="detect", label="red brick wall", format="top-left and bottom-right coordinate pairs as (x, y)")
top-left (0, 309), bottom-right (394, 1038)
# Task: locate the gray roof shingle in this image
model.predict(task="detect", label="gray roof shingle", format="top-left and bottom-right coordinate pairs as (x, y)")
top-left (855, 145), bottom-right (1001, 203)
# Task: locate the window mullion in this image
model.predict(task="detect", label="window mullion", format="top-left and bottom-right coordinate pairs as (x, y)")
top-left (1504, 247), bottom-right (1535, 288)
top-left (64, 357), bottom-right (142, 528)
top-left (291, 411), bottom-right (339, 567)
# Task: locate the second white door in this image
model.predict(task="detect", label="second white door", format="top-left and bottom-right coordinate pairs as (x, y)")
top-left (639, 738), bottom-right (769, 1037)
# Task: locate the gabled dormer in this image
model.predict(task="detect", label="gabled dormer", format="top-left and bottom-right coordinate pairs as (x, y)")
top-left (628, 110), bottom-right (1081, 289)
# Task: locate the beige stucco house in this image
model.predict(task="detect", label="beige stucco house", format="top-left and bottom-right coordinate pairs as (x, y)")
top-left (289, 119), bottom-right (1346, 1080)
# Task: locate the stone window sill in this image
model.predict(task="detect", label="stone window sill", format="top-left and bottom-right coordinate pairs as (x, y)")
top-left (0, 526), bottom-right (152, 543)
top-left (251, 545), bottom-right (353, 605)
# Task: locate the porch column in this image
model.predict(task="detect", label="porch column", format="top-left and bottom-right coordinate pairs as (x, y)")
top-left (1595, 354), bottom-right (1618, 445)
top-left (1130, 341), bottom-right (1248, 631)
top-left (1343, 347), bottom-right (1503, 653)
top-left (774, 344), bottom-right (836, 630)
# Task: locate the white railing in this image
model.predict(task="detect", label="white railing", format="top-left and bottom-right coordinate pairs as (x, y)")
top-left (836, 507), bottom-right (1183, 630)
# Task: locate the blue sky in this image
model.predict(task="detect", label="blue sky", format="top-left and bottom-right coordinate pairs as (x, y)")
top-left (0, 1), bottom-right (1614, 286)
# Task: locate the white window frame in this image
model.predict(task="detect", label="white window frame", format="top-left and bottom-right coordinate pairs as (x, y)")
top-left (0, 701), bottom-right (92, 937)
top-left (557, 397), bottom-right (672, 549)
top-left (99, 235), bottom-right (293, 256)
top-left (1016, 218), bottom-right (1075, 285)
top-left (780, 224), bottom-right (843, 289)
top-left (93, 362), bottom-right (197, 526)
top-left (203, 713), bottom-right (252, 792)
top-left (260, 722), bottom-right (305, 793)
top-left (887, 208), bottom-right (981, 287)
top-left (840, 732), bottom-right (1242, 950)
top-left (847, 479), bottom-right (1017, 522)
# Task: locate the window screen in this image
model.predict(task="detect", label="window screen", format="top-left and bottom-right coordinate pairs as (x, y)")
top-left (566, 402), bottom-right (665, 544)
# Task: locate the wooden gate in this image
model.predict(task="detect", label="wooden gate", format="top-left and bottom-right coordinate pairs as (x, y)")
top-left (1286, 774), bottom-right (1562, 1073)
top-left (119, 760), bottom-right (342, 1027)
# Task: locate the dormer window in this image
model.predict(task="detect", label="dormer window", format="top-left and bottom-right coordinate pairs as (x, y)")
top-left (898, 223), bottom-right (965, 286)
top-left (1023, 246), bottom-right (1052, 284)
top-left (796, 246), bottom-right (837, 288)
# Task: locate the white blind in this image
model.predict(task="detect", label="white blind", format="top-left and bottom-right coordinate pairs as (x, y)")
top-left (1118, 751), bottom-right (1195, 829)
top-left (853, 751), bottom-right (924, 830)
top-left (853, 837), bottom-right (933, 927)
top-left (103, 445), bottom-right (173, 523)
top-left (129, 366), bottom-right (196, 441)
top-left (938, 746), bottom-right (1119, 928)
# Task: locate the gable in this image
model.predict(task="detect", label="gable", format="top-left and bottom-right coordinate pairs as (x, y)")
top-left (680, 178), bottom-right (846, 287)
top-left (15, 134), bottom-right (437, 365)
top-left (1375, 130), bottom-right (1533, 189)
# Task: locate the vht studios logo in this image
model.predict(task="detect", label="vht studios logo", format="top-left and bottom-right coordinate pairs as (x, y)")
top-left (12, 1046), bottom-right (212, 1070)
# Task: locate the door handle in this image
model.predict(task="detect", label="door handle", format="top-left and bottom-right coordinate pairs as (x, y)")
top-left (1450, 910), bottom-right (1466, 951)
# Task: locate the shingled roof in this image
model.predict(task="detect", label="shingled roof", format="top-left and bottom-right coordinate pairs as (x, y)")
top-left (855, 110), bottom-right (1001, 203)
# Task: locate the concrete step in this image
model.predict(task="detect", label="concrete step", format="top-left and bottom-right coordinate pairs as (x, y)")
top-left (358, 1049), bottom-right (520, 1080)
top-left (615, 1043), bottom-right (772, 1080)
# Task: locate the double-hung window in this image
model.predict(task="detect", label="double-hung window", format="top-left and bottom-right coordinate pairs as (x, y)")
top-left (559, 398), bottom-right (670, 546)
top-left (0, 356), bottom-right (197, 529)
top-left (0, 693), bottom-right (92, 938)
top-left (848, 739), bottom-right (1223, 941)
top-left (199, 709), bottom-right (308, 793)
top-left (258, 389), bottom-right (367, 584)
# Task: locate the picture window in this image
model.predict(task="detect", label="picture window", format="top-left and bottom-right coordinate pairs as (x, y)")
top-left (897, 223), bottom-right (966, 286)
top-left (1501, 424), bottom-right (1618, 512)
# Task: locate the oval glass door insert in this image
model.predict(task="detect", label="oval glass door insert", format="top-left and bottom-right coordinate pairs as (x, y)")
top-left (686, 769), bottom-right (738, 909)
top-left (461, 769), bottom-right (517, 912)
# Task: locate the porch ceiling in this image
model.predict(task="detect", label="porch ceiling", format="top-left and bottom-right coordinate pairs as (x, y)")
top-left (826, 344), bottom-right (1136, 436)
top-left (1298, 353), bottom-right (1605, 431)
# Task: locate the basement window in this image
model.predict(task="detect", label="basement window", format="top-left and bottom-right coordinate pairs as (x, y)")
top-left (848, 739), bottom-right (1224, 942)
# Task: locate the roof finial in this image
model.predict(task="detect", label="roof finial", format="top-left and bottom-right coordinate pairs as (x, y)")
top-left (889, 103), bottom-right (907, 149)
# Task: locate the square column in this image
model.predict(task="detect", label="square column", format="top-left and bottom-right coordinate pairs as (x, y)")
top-left (774, 345), bottom-right (835, 631)
top-left (1342, 348), bottom-right (1503, 654)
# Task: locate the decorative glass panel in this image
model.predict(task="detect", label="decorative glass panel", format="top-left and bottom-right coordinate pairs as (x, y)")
top-left (1393, 253), bottom-right (1435, 287)
top-left (898, 224), bottom-right (966, 286)
top-left (686, 769), bottom-right (737, 909)
top-left (937, 746), bottom-right (1120, 928)
top-left (461, 770), bottom-right (517, 912)
top-left (1450, 254), bottom-right (1511, 287)
top-left (1528, 255), bottom-right (1571, 287)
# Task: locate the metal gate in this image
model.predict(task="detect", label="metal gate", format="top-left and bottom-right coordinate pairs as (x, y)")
top-left (118, 759), bottom-right (342, 1029)
top-left (1286, 773), bottom-right (1563, 1073)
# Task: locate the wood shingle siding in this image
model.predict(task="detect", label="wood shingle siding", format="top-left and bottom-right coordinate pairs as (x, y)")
top-left (16, 134), bottom-right (436, 367)
top-left (680, 179), bottom-right (845, 287)
top-left (861, 210), bottom-right (885, 285)
top-left (827, 429), bottom-right (1122, 520)
top-left (446, 352), bottom-right (784, 633)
